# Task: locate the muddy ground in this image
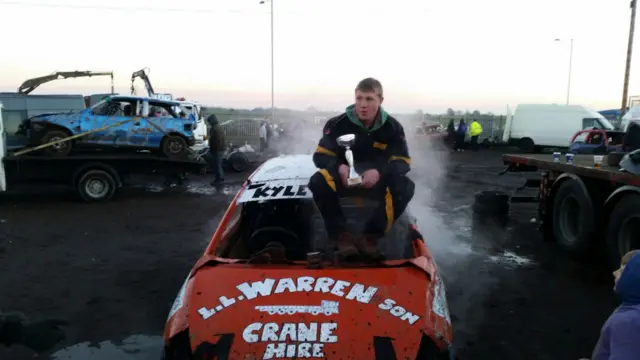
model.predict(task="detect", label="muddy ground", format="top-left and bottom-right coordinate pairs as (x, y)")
top-left (0, 143), bottom-right (619, 360)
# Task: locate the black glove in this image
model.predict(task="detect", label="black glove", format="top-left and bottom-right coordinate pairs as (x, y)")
top-left (19, 319), bottom-right (69, 353)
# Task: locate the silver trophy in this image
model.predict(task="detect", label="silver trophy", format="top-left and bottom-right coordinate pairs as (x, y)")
top-left (336, 134), bottom-right (362, 186)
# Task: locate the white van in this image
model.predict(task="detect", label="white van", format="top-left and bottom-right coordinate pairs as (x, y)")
top-left (502, 104), bottom-right (614, 151)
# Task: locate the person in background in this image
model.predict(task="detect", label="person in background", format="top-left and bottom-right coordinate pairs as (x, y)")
top-left (623, 122), bottom-right (640, 152)
top-left (259, 121), bottom-right (268, 154)
top-left (468, 119), bottom-right (483, 151)
top-left (179, 111), bottom-right (187, 119)
top-left (206, 114), bottom-right (225, 185)
top-left (580, 250), bottom-right (640, 360)
top-left (0, 312), bottom-right (68, 353)
top-left (446, 119), bottom-right (456, 149)
top-left (454, 119), bottom-right (467, 152)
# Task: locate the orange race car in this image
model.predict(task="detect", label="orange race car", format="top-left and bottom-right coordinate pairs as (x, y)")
top-left (162, 154), bottom-right (454, 360)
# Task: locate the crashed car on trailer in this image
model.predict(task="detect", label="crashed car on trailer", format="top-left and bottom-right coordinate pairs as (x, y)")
top-left (163, 154), bottom-right (453, 360)
top-left (16, 95), bottom-right (197, 158)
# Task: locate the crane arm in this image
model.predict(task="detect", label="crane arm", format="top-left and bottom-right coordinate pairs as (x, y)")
top-left (18, 71), bottom-right (114, 95)
top-left (130, 68), bottom-right (155, 97)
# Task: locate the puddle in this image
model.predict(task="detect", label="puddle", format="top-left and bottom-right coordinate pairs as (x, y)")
top-left (51, 334), bottom-right (162, 360)
top-left (186, 183), bottom-right (242, 196)
top-left (487, 251), bottom-right (535, 267)
top-left (141, 182), bottom-right (243, 196)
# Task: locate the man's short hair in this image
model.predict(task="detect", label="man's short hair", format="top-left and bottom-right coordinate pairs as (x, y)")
top-left (622, 250), bottom-right (640, 266)
top-left (356, 77), bottom-right (383, 97)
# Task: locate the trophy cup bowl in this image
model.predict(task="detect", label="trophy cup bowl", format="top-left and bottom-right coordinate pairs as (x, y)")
top-left (336, 134), bottom-right (355, 147)
top-left (336, 134), bottom-right (362, 186)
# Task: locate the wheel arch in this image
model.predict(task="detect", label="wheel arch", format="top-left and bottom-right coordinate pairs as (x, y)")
top-left (39, 122), bottom-right (74, 135)
top-left (162, 132), bottom-right (189, 142)
top-left (547, 173), bottom-right (591, 213)
top-left (603, 185), bottom-right (640, 221)
top-left (72, 162), bottom-right (121, 188)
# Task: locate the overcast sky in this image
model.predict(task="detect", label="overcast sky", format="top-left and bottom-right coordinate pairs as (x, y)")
top-left (0, 0), bottom-right (636, 113)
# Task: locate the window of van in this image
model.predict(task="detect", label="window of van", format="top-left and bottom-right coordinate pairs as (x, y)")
top-left (2, 110), bottom-right (27, 134)
top-left (582, 118), bottom-right (614, 130)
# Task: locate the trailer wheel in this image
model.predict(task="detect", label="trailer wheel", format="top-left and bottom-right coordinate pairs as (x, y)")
top-left (41, 130), bottom-right (72, 157)
top-left (77, 169), bottom-right (116, 202)
top-left (606, 194), bottom-right (640, 269)
top-left (519, 138), bottom-right (535, 152)
top-left (552, 179), bottom-right (595, 254)
top-left (161, 136), bottom-right (188, 158)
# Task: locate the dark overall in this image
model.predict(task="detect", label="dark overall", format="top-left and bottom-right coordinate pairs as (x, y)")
top-left (308, 110), bottom-right (415, 240)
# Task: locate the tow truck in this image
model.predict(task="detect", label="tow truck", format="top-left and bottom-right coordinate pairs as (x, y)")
top-left (0, 102), bottom-right (206, 202)
top-left (503, 151), bottom-right (640, 269)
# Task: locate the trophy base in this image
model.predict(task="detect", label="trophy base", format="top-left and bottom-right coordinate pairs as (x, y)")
top-left (346, 176), bottom-right (362, 187)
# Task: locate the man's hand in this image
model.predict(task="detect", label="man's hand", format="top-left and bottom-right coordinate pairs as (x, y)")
top-left (361, 169), bottom-right (381, 188)
top-left (338, 164), bottom-right (350, 187)
top-left (19, 319), bottom-right (69, 353)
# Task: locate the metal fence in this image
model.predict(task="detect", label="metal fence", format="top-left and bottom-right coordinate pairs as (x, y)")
top-left (199, 109), bottom-right (263, 148)
top-left (220, 118), bottom-right (262, 148)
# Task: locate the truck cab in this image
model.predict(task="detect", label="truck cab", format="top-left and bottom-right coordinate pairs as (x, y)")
top-left (175, 98), bottom-right (207, 147)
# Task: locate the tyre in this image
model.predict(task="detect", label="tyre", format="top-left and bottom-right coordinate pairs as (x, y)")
top-left (162, 136), bottom-right (189, 158)
top-left (472, 191), bottom-right (510, 217)
top-left (413, 335), bottom-right (451, 360)
top-left (41, 129), bottom-right (72, 157)
top-left (605, 194), bottom-right (640, 269)
top-left (163, 331), bottom-right (192, 360)
top-left (552, 179), bottom-right (595, 254)
top-left (229, 152), bottom-right (249, 172)
top-left (77, 169), bottom-right (116, 202)
top-left (519, 138), bottom-right (534, 152)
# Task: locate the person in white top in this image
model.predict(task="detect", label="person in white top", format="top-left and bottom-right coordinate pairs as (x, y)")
top-left (259, 121), bottom-right (268, 153)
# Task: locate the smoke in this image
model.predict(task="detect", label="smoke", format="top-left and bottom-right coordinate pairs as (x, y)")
top-left (269, 120), bottom-right (324, 155)
top-left (404, 130), bottom-right (501, 348)
top-left (266, 117), bottom-right (500, 348)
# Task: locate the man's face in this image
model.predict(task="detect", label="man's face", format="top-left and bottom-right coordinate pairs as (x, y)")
top-left (355, 89), bottom-right (383, 122)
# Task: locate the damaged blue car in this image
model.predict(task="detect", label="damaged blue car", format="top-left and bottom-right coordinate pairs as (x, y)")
top-left (16, 95), bottom-right (197, 158)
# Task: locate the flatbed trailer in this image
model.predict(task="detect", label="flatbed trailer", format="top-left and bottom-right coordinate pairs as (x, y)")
top-left (1, 103), bottom-right (206, 202)
top-left (503, 153), bottom-right (640, 269)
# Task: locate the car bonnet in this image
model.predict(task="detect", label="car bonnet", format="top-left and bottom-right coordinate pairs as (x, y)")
top-left (184, 265), bottom-right (452, 359)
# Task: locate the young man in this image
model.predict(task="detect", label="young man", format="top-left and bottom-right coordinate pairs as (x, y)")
top-left (206, 114), bottom-right (225, 185)
top-left (308, 77), bottom-right (415, 262)
top-left (581, 250), bottom-right (640, 360)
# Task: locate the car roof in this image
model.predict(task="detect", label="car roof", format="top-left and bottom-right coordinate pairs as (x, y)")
top-left (237, 154), bottom-right (317, 203)
top-left (109, 95), bottom-right (180, 106)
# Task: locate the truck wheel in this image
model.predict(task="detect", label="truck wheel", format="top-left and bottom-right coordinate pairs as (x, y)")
top-left (162, 136), bottom-right (188, 158)
top-left (77, 169), bottom-right (116, 202)
top-left (42, 130), bottom-right (72, 157)
top-left (552, 179), bottom-right (595, 254)
top-left (606, 194), bottom-right (640, 269)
